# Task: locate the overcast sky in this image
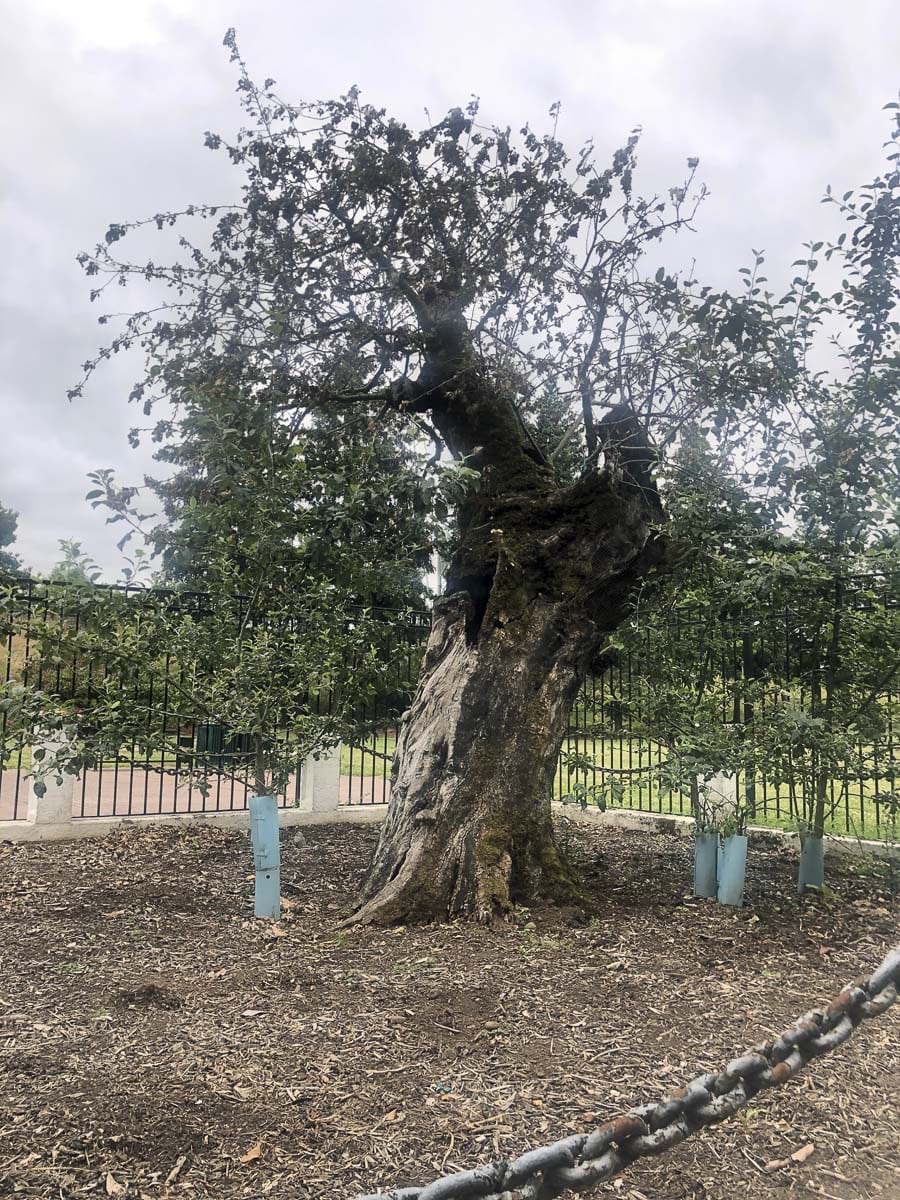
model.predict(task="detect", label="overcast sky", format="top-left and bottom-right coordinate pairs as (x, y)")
top-left (1, 0), bottom-right (898, 577)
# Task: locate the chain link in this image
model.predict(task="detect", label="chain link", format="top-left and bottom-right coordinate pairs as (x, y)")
top-left (357, 943), bottom-right (900, 1200)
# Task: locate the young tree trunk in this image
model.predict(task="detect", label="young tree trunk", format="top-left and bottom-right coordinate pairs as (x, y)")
top-left (350, 472), bottom-right (665, 925)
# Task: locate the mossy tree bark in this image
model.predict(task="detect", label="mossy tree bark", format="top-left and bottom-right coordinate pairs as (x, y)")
top-left (351, 297), bottom-right (665, 924)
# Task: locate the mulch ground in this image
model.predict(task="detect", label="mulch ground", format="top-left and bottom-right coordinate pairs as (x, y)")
top-left (0, 820), bottom-right (897, 1200)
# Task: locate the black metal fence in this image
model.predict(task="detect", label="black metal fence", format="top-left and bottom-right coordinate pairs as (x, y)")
top-left (557, 575), bottom-right (900, 842)
top-left (3, 575), bottom-right (899, 840)
top-left (0, 579), bottom-right (426, 821)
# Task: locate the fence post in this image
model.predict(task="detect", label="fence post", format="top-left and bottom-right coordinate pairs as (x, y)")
top-left (706, 771), bottom-right (739, 817)
top-left (26, 735), bottom-right (75, 834)
top-left (298, 742), bottom-right (343, 814)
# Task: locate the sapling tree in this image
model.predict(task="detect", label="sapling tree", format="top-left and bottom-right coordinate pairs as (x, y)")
top-left (0, 576), bottom-right (390, 799)
top-left (69, 32), bottom-right (897, 921)
top-left (3, 330), bottom-right (434, 807)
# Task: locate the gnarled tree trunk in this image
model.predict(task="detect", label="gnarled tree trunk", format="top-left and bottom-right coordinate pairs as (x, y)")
top-left (351, 476), bottom-right (663, 925)
top-left (350, 293), bottom-right (665, 924)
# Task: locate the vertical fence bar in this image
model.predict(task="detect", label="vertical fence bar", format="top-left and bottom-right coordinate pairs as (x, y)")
top-left (742, 630), bottom-right (756, 820)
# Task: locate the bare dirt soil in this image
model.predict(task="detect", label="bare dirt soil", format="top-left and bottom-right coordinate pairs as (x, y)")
top-left (0, 820), bottom-right (897, 1200)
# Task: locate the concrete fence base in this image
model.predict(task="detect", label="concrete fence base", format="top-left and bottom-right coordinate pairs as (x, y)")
top-left (297, 743), bottom-right (342, 813)
top-left (0, 802), bottom-right (389, 843)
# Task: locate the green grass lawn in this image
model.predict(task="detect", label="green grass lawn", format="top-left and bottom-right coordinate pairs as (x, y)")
top-left (341, 735), bottom-right (396, 779)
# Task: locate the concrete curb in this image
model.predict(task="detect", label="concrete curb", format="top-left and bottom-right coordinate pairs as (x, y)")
top-left (0, 803), bottom-right (389, 843)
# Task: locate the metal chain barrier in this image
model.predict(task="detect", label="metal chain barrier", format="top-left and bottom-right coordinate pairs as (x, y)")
top-left (357, 943), bottom-right (900, 1200)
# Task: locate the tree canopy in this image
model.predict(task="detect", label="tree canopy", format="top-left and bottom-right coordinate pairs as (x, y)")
top-left (72, 35), bottom-right (720, 498)
top-left (71, 41), bottom-right (900, 585)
